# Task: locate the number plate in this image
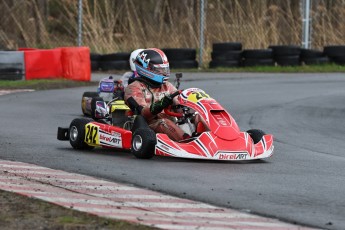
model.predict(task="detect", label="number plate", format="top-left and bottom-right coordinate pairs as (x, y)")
top-left (85, 123), bottom-right (99, 146)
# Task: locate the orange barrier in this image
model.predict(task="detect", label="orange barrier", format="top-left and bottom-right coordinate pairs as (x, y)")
top-left (22, 47), bottom-right (90, 81)
top-left (61, 47), bottom-right (91, 81)
top-left (23, 48), bottom-right (63, 80)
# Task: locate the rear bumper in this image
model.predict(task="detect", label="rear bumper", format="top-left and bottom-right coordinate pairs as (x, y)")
top-left (57, 127), bottom-right (69, 141)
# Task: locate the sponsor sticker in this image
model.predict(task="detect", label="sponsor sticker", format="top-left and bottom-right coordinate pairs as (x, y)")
top-left (99, 132), bottom-right (122, 148)
top-left (218, 152), bottom-right (248, 160)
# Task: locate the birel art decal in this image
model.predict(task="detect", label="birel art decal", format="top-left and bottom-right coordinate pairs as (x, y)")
top-left (84, 123), bottom-right (122, 148)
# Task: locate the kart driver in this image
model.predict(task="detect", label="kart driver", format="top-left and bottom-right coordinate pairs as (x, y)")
top-left (124, 48), bottom-right (189, 141)
top-left (121, 48), bottom-right (144, 87)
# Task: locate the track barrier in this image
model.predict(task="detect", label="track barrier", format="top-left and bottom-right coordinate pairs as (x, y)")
top-left (17, 47), bottom-right (91, 81)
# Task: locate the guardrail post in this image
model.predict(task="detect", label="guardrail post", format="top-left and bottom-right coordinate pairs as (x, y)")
top-left (77, 0), bottom-right (83, 46)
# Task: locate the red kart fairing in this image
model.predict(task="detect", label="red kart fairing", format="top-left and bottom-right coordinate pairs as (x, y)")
top-left (156, 132), bottom-right (273, 160)
top-left (155, 88), bottom-right (274, 160)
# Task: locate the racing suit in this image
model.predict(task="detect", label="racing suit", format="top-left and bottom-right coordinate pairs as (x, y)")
top-left (124, 80), bottom-right (187, 141)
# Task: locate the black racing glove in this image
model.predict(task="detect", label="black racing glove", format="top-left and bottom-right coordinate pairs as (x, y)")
top-left (150, 95), bottom-right (173, 115)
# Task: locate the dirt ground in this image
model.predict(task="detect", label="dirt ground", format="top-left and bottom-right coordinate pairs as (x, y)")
top-left (0, 190), bottom-right (156, 230)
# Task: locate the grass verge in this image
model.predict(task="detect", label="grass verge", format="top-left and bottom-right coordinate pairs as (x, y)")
top-left (0, 189), bottom-right (156, 230)
top-left (0, 79), bottom-right (97, 90)
top-left (194, 64), bottom-right (345, 73)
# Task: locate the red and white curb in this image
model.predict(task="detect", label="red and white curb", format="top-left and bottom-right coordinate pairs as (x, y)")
top-left (0, 89), bottom-right (34, 96)
top-left (0, 160), bottom-right (315, 230)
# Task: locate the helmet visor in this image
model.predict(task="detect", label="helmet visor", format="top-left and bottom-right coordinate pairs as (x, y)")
top-left (151, 63), bottom-right (170, 77)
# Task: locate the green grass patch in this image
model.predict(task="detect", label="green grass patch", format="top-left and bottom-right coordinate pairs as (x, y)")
top-left (0, 79), bottom-right (97, 90)
top-left (181, 63), bottom-right (345, 73)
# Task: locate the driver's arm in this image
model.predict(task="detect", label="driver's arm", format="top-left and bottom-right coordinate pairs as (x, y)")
top-left (124, 81), bottom-right (156, 121)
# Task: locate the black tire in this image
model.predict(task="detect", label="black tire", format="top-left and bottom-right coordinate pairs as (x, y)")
top-left (300, 49), bottom-right (324, 59)
top-left (101, 52), bottom-right (130, 61)
top-left (247, 129), bottom-right (266, 144)
top-left (169, 60), bottom-right (198, 69)
top-left (162, 48), bottom-right (196, 61)
top-left (91, 61), bottom-right (99, 71)
top-left (0, 73), bottom-right (23, 80)
top-left (213, 42), bottom-right (242, 52)
top-left (242, 58), bottom-right (275, 67)
top-left (90, 53), bottom-right (101, 61)
top-left (0, 67), bottom-right (23, 74)
top-left (303, 57), bottom-right (330, 65)
top-left (275, 55), bottom-right (300, 66)
top-left (242, 49), bottom-right (273, 59)
top-left (69, 118), bottom-right (94, 150)
top-left (83, 92), bottom-right (99, 97)
top-left (131, 128), bottom-right (157, 159)
top-left (91, 97), bottom-right (104, 120)
top-left (323, 46), bottom-right (345, 57)
top-left (82, 92), bottom-right (99, 116)
top-left (131, 115), bottom-right (150, 133)
top-left (330, 55), bottom-right (345, 65)
top-left (99, 60), bottom-right (129, 71)
top-left (209, 60), bottom-right (240, 68)
top-left (211, 51), bottom-right (242, 61)
top-left (269, 45), bottom-right (301, 57)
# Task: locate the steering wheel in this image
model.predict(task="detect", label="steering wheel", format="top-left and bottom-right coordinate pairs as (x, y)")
top-left (164, 90), bottom-right (184, 118)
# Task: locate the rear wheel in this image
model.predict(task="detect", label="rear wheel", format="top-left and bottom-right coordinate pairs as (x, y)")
top-left (69, 118), bottom-right (94, 150)
top-left (131, 128), bottom-right (156, 159)
top-left (247, 129), bottom-right (266, 144)
top-left (81, 92), bottom-right (98, 116)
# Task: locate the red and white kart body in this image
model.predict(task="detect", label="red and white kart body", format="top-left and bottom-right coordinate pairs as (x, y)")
top-left (58, 88), bottom-right (274, 161)
top-left (155, 88), bottom-right (274, 160)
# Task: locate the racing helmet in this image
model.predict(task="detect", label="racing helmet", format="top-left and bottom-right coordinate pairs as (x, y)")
top-left (134, 48), bottom-right (170, 85)
top-left (129, 48), bottom-right (144, 72)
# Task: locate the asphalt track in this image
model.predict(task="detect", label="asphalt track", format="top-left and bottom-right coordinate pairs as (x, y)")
top-left (1, 72), bottom-right (345, 229)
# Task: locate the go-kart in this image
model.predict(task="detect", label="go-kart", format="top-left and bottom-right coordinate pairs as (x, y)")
top-left (58, 85), bottom-right (274, 161)
top-left (81, 76), bottom-right (125, 119)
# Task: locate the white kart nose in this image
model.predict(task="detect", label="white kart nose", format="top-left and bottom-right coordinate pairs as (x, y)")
top-left (132, 135), bottom-right (143, 151)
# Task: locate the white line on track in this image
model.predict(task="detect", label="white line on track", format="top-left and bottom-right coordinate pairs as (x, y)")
top-left (0, 160), bottom-right (317, 230)
top-left (0, 89), bottom-right (35, 96)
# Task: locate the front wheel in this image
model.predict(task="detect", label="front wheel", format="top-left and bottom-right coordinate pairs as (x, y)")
top-left (131, 128), bottom-right (156, 159)
top-left (69, 118), bottom-right (94, 150)
top-left (247, 129), bottom-right (266, 144)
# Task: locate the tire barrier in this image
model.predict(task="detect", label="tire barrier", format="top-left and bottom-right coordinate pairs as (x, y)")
top-left (90, 53), bottom-right (101, 71)
top-left (300, 48), bottom-right (330, 65)
top-left (323, 45), bottom-right (345, 65)
top-left (209, 42), bottom-right (242, 68)
top-left (98, 52), bottom-right (130, 71)
top-left (162, 48), bottom-right (198, 69)
top-left (209, 43), bottom-right (345, 68)
top-left (241, 49), bottom-right (275, 67)
top-left (0, 51), bottom-right (25, 80)
top-left (269, 45), bottom-right (301, 66)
